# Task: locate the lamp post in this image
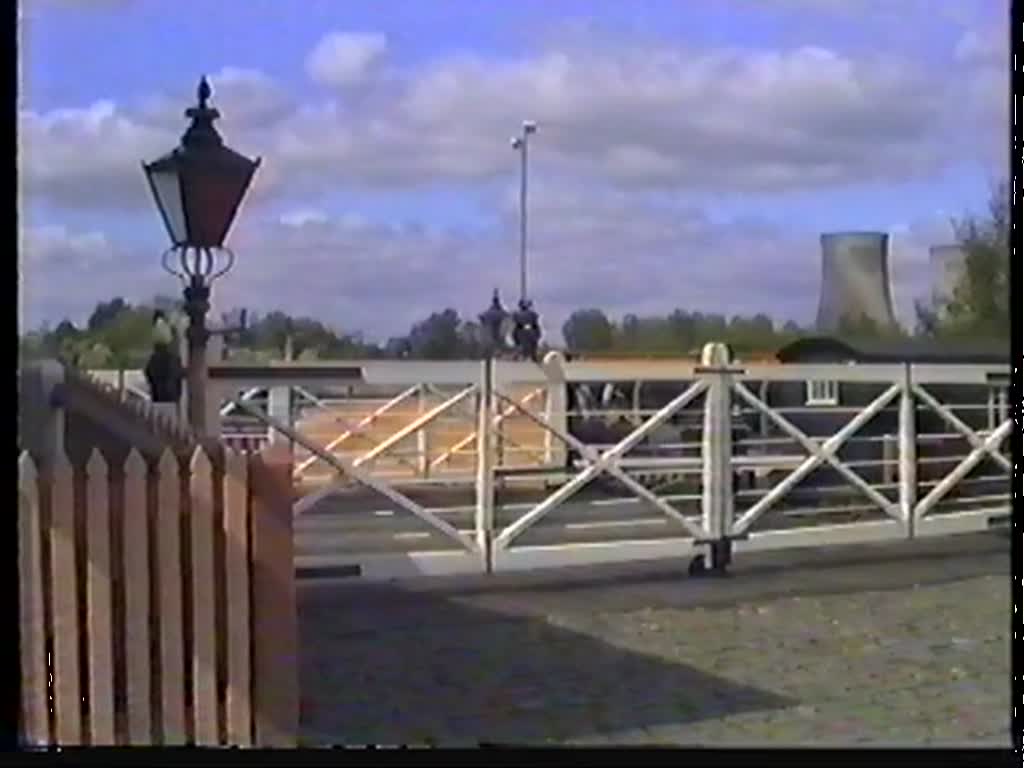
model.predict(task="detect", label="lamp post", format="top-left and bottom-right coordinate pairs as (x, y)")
top-left (509, 120), bottom-right (543, 361)
top-left (142, 76), bottom-right (260, 435)
top-left (510, 120), bottom-right (536, 305)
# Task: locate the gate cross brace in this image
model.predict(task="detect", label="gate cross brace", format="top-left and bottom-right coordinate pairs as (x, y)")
top-left (431, 387), bottom-right (545, 470)
top-left (730, 382), bottom-right (902, 535)
top-left (227, 397), bottom-right (476, 552)
top-left (291, 386), bottom-right (423, 476)
top-left (914, 417), bottom-right (1012, 521)
top-left (291, 385), bottom-right (477, 519)
top-left (293, 385), bottom-right (421, 477)
top-left (493, 379), bottom-right (709, 548)
top-left (912, 384), bottom-right (1011, 472)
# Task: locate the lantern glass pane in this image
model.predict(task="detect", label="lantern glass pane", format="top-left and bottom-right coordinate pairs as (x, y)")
top-left (149, 167), bottom-right (188, 245)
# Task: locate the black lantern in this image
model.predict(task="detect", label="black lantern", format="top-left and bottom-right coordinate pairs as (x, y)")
top-left (143, 77), bottom-right (260, 250)
top-left (479, 289), bottom-right (509, 356)
top-left (143, 76), bottom-right (259, 435)
top-left (512, 298), bottom-right (541, 361)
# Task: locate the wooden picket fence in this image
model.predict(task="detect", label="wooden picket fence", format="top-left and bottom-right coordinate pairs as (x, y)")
top-left (18, 444), bottom-right (298, 747)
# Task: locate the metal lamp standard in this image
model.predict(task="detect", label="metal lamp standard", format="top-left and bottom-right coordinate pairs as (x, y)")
top-left (510, 120), bottom-right (542, 361)
top-left (142, 76), bottom-right (260, 434)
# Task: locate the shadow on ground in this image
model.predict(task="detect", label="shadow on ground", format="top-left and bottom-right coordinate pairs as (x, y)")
top-left (298, 581), bottom-right (794, 746)
top-left (297, 532), bottom-right (1008, 745)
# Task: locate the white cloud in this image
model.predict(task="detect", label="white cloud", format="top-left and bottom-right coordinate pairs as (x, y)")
top-left (135, 67), bottom-right (292, 135)
top-left (18, 21), bottom-right (1006, 339)
top-left (279, 208), bottom-right (329, 228)
top-left (20, 225), bottom-right (165, 328)
top-left (20, 67), bottom-right (282, 210)
top-left (20, 31), bottom-right (1005, 211)
top-left (255, 41), bottom-right (977, 198)
top-left (19, 100), bottom-right (171, 209)
top-left (305, 32), bottom-right (389, 88)
top-left (18, 183), bottom-right (957, 341)
top-left (954, 27), bottom-right (1006, 67)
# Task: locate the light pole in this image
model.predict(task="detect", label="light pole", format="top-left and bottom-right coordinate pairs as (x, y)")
top-left (510, 120), bottom-right (542, 361)
top-left (143, 76), bottom-right (260, 435)
top-left (510, 120), bottom-right (537, 305)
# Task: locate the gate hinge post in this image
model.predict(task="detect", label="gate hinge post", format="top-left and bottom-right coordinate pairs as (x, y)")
top-left (697, 342), bottom-right (738, 576)
top-left (475, 357), bottom-right (497, 573)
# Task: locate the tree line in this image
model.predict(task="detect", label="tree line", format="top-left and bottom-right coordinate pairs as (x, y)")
top-left (20, 182), bottom-right (1008, 368)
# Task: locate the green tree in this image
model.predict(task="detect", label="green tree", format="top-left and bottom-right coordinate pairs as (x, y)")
top-left (917, 180), bottom-right (1009, 339)
top-left (87, 297), bottom-right (129, 332)
top-left (406, 309), bottom-right (463, 358)
top-left (562, 309), bottom-right (615, 353)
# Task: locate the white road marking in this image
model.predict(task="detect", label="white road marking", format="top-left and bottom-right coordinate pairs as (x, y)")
top-left (393, 532), bottom-right (432, 540)
top-left (373, 509), bottom-right (395, 516)
top-left (565, 518), bottom-right (668, 531)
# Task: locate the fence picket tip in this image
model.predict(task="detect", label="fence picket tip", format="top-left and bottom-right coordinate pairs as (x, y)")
top-left (124, 447), bottom-right (147, 473)
top-left (189, 444), bottom-right (214, 472)
top-left (85, 447), bottom-right (108, 475)
top-left (156, 447), bottom-right (178, 474)
top-left (19, 451), bottom-right (38, 478)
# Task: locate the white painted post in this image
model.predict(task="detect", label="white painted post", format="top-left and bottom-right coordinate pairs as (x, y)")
top-left (475, 358), bottom-right (496, 573)
top-left (268, 385), bottom-right (293, 454)
top-left (416, 384), bottom-right (430, 479)
top-left (700, 343), bottom-right (734, 568)
top-left (899, 364), bottom-right (917, 538)
top-left (541, 351), bottom-right (568, 468)
top-left (632, 381), bottom-right (643, 426)
top-left (757, 380), bottom-right (769, 437)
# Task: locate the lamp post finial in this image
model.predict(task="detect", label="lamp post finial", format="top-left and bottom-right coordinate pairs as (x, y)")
top-left (197, 76), bottom-right (211, 109)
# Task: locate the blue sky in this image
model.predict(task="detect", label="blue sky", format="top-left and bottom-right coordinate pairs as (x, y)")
top-left (20, 0), bottom-right (1007, 340)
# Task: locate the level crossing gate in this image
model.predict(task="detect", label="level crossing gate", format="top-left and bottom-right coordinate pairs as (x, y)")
top-left (90, 348), bottom-right (1012, 579)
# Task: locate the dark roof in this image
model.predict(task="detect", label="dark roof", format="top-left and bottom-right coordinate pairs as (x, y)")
top-left (776, 335), bottom-right (1009, 365)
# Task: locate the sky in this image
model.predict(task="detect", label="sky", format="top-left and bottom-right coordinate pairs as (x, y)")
top-left (19, 0), bottom-right (1008, 342)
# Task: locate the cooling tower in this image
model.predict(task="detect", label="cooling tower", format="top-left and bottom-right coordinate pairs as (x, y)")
top-left (929, 244), bottom-right (966, 301)
top-left (815, 231), bottom-right (897, 333)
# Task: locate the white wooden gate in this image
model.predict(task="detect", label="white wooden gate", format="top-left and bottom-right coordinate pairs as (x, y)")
top-left (474, 348), bottom-right (1011, 575)
top-left (97, 347), bottom-right (1010, 580)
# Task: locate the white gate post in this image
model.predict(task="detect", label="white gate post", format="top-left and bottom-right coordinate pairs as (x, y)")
top-left (475, 358), bottom-right (496, 573)
top-left (899, 363), bottom-right (917, 538)
top-left (268, 385), bottom-right (293, 454)
top-left (416, 384), bottom-right (430, 479)
top-left (699, 342), bottom-right (735, 573)
top-left (541, 351), bottom-right (568, 469)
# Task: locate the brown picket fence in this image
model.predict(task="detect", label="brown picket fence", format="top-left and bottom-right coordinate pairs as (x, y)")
top-left (18, 444), bottom-right (298, 747)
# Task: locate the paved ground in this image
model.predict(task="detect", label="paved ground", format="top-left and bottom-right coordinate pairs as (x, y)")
top-left (298, 531), bottom-right (1011, 747)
